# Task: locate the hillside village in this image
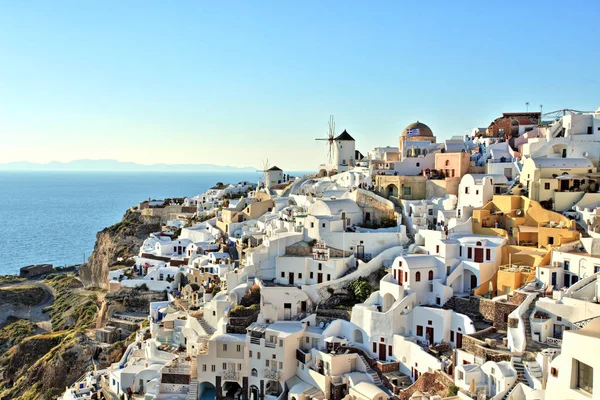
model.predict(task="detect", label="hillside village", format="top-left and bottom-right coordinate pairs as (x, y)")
top-left (61, 108), bottom-right (600, 400)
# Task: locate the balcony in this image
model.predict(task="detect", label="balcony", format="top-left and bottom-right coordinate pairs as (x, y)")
top-left (221, 370), bottom-right (239, 381)
top-left (264, 369), bottom-right (279, 380)
top-left (265, 341), bottom-right (276, 348)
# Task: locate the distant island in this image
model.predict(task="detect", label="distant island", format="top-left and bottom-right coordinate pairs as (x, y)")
top-left (0, 159), bottom-right (256, 172)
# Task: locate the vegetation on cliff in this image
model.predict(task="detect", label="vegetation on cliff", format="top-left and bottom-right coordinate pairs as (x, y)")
top-left (0, 285), bottom-right (46, 306)
top-left (0, 275), bottom-right (99, 400)
top-left (0, 317), bottom-right (37, 353)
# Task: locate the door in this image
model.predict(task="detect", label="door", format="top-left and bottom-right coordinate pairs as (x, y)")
top-left (456, 332), bottom-right (463, 348)
top-left (554, 324), bottom-right (564, 339)
top-left (284, 303), bottom-right (291, 320)
top-left (301, 301), bottom-right (307, 312)
top-left (317, 273), bottom-right (323, 284)
top-left (470, 275), bottom-right (478, 291)
top-left (551, 272), bottom-right (557, 288)
top-left (378, 343), bottom-right (386, 361)
top-left (474, 248), bottom-right (484, 263)
top-left (289, 272), bottom-right (294, 285)
top-left (561, 179), bottom-right (569, 191)
top-left (426, 327), bottom-right (434, 345)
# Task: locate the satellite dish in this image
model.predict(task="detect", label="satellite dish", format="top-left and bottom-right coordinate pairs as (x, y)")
top-left (516, 210), bottom-right (523, 216)
top-left (583, 152), bottom-right (589, 157)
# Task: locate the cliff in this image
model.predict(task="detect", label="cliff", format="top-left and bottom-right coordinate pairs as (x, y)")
top-left (79, 209), bottom-right (161, 288)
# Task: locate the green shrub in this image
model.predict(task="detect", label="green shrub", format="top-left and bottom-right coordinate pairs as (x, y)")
top-left (348, 278), bottom-right (372, 302)
top-left (447, 384), bottom-right (459, 396)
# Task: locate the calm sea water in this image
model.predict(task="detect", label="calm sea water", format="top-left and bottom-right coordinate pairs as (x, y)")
top-left (0, 171), bottom-right (267, 275)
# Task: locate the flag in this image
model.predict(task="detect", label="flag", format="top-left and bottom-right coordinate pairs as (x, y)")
top-left (407, 128), bottom-right (420, 137)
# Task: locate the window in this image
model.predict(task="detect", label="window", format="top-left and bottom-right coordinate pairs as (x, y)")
top-left (211, 365), bottom-right (215, 372)
top-left (298, 273), bottom-right (302, 279)
top-left (415, 271), bottom-right (421, 282)
top-left (576, 360), bottom-right (593, 394)
top-left (310, 272), bottom-right (314, 279)
top-left (322, 223), bottom-right (326, 228)
top-left (445, 160), bottom-right (450, 167)
top-left (388, 345), bottom-right (392, 356)
top-left (548, 236), bottom-right (554, 245)
top-left (403, 186), bottom-right (412, 196)
top-left (416, 325), bottom-right (423, 336)
top-left (266, 360), bottom-right (269, 367)
top-left (551, 367), bottom-right (558, 377)
top-left (467, 247), bottom-right (472, 259)
top-left (238, 363), bottom-right (242, 371)
top-left (279, 362), bottom-right (283, 369)
top-left (249, 351), bottom-right (253, 358)
top-left (318, 263), bottom-right (322, 271)
top-left (564, 260), bottom-right (570, 270)
top-left (327, 274), bottom-right (331, 281)
top-left (428, 270), bottom-right (433, 280)
top-left (281, 272), bottom-right (285, 278)
top-left (202, 364), bottom-right (207, 372)
top-left (272, 354), bottom-right (276, 359)
top-left (545, 182), bottom-right (550, 190)
top-left (465, 187), bottom-right (470, 194)
top-left (237, 345), bottom-right (241, 352)
top-left (251, 368), bottom-right (257, 377)
top-left (450, 331), bottom-right (454, 342)
top-left (486, 249), bottom-right (491, 261)
top-left (428, 208), bottom-right (433, 216)
top-left (373, 342), bottom-right (377, 352)
top-left (257, 352), bottom-right (261, 359)
top-left (416, 162), bottom-right (420, 167)
top-left (476, 190), bottom-right (479, 195)
top-left (223, 363), bottom-right (227, 370)
top-left (436, 245), bottom-right (440, 253)
top-left (310, 222), bottom-right (314, 228)
top-left (459, 247), bottom-right (462, 257)
top-left (223, 344), bottom-right (227, 351)
top-left (279, 340), bottom-right (283, 347)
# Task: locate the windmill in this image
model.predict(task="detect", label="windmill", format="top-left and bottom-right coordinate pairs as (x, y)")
top-left (315, 115), bottom-right (336, 163)
top-left (256, 158), bottom-right (270, 188)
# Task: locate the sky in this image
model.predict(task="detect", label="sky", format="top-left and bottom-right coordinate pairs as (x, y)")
top-left (1, 1), bottom-right (599, 170)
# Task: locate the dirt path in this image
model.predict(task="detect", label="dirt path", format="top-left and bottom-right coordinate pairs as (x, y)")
top-left (0, 280), bottom-right (55, 331)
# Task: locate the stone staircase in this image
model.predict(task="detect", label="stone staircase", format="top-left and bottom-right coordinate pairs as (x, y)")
top-left (523, 297), bottom-right (543, 351)
top-left (442, 296), bottom-right (457, 311)
top-left (358, 354), bottom-right (382, 387)
top-left (198, 317), bottom-right (216, 335)
top-left (186, 357), bottom-right (198, 400)
top-left (525, 360), bottom-right (543, 382)
top-left (513, 356), bottom-right (527, 384)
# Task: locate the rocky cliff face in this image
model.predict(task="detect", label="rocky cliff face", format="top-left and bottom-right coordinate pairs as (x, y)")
top-left (79, 209), bottom-right (161, 288)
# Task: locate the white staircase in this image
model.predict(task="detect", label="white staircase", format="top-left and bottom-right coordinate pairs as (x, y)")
top-left (186, 357), bottom-right (198, 400)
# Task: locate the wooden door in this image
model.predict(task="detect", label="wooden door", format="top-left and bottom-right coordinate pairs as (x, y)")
top-left (426, 327), bottom-right (434, 345)
top-left (378, 343), bottom-right (386, 361)
top-left (474, 248), bottom-right (484, 262)
top-left (317, 273), bottom-right (323, 284)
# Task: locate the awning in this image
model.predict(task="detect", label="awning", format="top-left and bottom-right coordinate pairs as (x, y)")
top-left (557, 174), bottom-right (579, 180)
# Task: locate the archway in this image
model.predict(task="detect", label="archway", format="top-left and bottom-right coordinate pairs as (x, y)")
top-left (249, 385), bottom-right (259, 400)
top-left (199, 382), bottom-right (216, 400)
top-left (382, 293), bottom-right (396, 313)
top-left (386, 184), bottom-right (399, 198)
top-left (318, 169), bottom-right (328, 177)
top-left (265, 380), bottom-right (283, 397)
top-left (223, 381), bottom-right (242, 399)
top-left (510, 119), bottom-right (519, 137)
top-left (353, 329), bottom-right (364, 344)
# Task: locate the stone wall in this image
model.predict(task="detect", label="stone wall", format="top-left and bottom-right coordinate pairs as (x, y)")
top-left (316, 309), bottom-right (351, 321)
top-left (452, 296), bottom-right (517, 331)
top-left (396, 371), bottom-right (454, 400)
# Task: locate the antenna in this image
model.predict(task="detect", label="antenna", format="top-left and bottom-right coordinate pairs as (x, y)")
top-left (525, 102), bottom-right (529, 112)
top-left (315, 115), bottom-right (336, 163)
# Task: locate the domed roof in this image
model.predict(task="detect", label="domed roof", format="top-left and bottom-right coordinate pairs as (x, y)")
top-left (401, 121), bottom-right (434, 138)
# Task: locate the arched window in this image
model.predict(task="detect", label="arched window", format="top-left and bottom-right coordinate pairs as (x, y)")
top-left (251, 368), bottom-right (258, 377)
top-left (428, 270), bottom-right (434, 280)
top-left (415, 271), bottom-right (421, 282)
top-left (476, 241), bottom-right (482, 246)
top-left (445, 160), bottom-right (450, 167)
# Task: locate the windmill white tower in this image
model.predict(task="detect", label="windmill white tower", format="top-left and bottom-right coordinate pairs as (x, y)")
top-left (315, 115), bottom-right (356, 175)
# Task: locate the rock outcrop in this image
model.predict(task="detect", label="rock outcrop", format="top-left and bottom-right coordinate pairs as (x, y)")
top-left (79, 209), bottom-right (161, 288)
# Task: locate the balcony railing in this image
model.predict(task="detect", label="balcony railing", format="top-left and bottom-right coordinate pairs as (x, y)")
top-left (265, 341), bottom-right (276, 348)
top-left (221, 370), bottom-right (239, 381)
top-left (547, 337), bottom-right (562, 346)
top-left (264, 369), bottom-right (279, 380)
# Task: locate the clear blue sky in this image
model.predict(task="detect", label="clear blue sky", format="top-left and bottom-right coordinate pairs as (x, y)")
top-left (1, 0), bottom-right (598, 170)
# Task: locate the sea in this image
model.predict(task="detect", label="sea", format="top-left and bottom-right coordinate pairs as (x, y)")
top-left (0, 171), bottom-right (282, 276)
